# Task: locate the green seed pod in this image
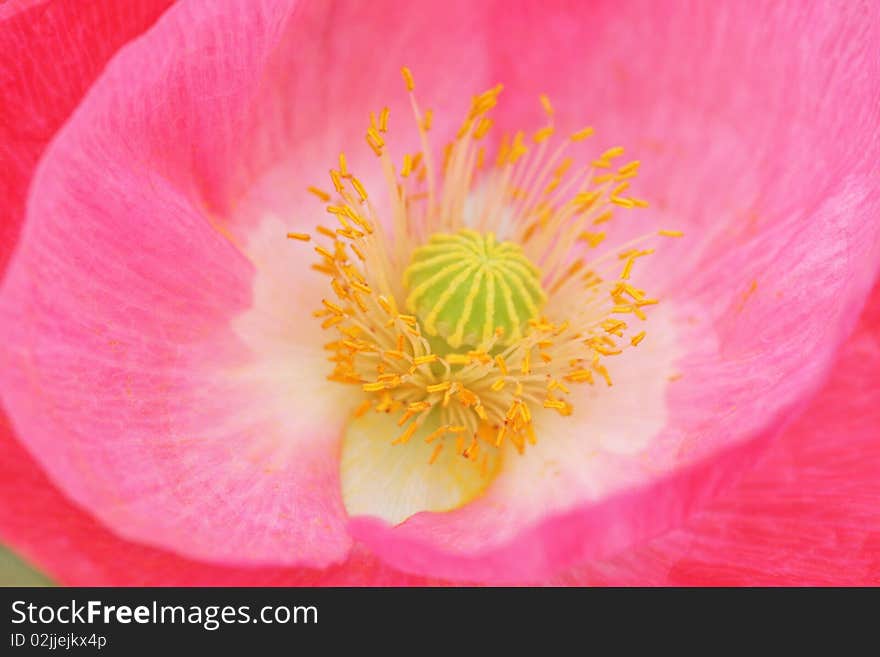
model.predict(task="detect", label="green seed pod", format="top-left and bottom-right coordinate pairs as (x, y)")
top-left (403, 229), bottom-right (545, 349)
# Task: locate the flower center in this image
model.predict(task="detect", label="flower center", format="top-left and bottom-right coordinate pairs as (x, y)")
top-left (404, 229), bottom-right (545, 350)
top-left (288, 67), bottom-right (684, 474)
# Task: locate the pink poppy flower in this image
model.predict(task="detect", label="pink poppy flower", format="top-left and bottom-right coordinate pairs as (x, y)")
top-left (1, 0), bottom-right (878, 586)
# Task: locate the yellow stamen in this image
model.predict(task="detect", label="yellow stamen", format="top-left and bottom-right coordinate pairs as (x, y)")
top-left (428, 443), bottom-right (444, 464)
top-left (393, 422), bottom-right (419, 445)
top-left (351, 177), bottom-right (368, 202)
top-left (401, 66), bottom-right (415, 91)
top-left (307, 186), bottom-right (331, 202)
top-left (571, 126), bottom-right (594, 141)
top-left (290, 78), bottom-right (664, 467)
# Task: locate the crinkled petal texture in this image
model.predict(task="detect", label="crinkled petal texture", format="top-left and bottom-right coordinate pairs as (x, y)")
top-left (0, 411), bottom-right (441, 585)
top-left (0, 0), bottom-right (494, 568)
top-left (347, 0), bottom-right (880, 581)
top-left (557, 282), bottom-right (880, 586)
top-left (0, 0), bottom-right (175, 275)
top-left (1, 0), bottom-right (879, 583)
top-left (3, 284), bottom-right (879, 585)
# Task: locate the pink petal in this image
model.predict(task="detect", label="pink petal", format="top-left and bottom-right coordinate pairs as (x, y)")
top-left (4, 0), bottom-right (876, 578)
top-left (559, 281), bottom-right (880, 586)
top-left (4, 281), bottom-right (879, 585)
top-left (0, 0), bottom-right (496, 569)
top-left (0, 0), bottom-right (174, 275)
top-left (0, 0), bottom-right (353, 569)
top-left (0, 160), bottom-right (358, 566)
top-left (0, 408), bottom-right (438, 585)
top-left (349, 0), bottom-right (880, 581)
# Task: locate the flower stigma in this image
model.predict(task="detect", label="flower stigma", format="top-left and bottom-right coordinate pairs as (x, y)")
top-left (289, 67), bottom-right (682, 482)
top-left (404, 229), bottom-right (545, 349)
